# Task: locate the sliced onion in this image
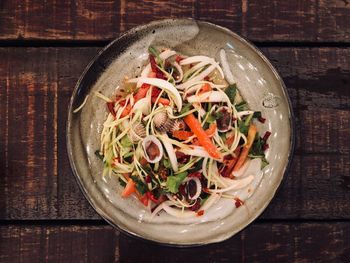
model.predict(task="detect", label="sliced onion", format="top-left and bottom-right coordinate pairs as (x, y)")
top-left (179, 146), bottom-right (211, 158)
top-left (128, 77), bottom-right (182, 111)
top-left (133, 97), bottom-right (151, 115)
top-left (137, 64), bottom-right (152, 87)
top-left (219, 49), bottom-right (235, 84)
top-left (187, 91), bottom-right (229, 103)
top-left (184, 82), bottom-right (226, 96)
top-left (209, 175), bottom-right (254, 193)
top-left (176, 64), bottom-right (217, 90)
top-left (159, 134), bottom-right (178, 172)
top-left (234, 158), bottom-right (261, 178)
top-left (237, 110), bottom-right (255, 117)
top-left (142, 135), bottom-right (164, 163)
top-left (172, 61), bottom-right (183, 83)
top-left (180, 55), bottom-right (224, 78)
top-left (231, 159), bottom-right (251, 177)
top-left (159, 49), bottom-right (177, 60)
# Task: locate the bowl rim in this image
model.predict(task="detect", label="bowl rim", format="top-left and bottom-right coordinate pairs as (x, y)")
top-left (66, 18), bottom-right (296, 247)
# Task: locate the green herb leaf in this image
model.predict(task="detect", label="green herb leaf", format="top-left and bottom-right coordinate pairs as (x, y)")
top-left (190, 159), bottom-right (203, 173)
top-left (253, 111), bottom-right (262, 119)
top-left (235, 101), bottom-right (247, 112)
top-left (118, 178), bottom-right (127, 187)
top-left (180, 103), bottom-right (192, 115)
top-left (166, 172), bottom-right (188, 193)
top-left (225, 84), bottom-right (237, 104)
top-left (206, 111), bottom-right (223, 124)
top-left (238, 119), bottom-right (249, 135)
top-left (120, 136), bottom-right (133, 147)
top-left (163, 158), bottom-right (171, 169)
top-left (130, 175), bottom-right (148, 195)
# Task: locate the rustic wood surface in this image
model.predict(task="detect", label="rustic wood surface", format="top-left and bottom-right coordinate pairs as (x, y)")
top-left (0, 0), bottom-right (349, 262)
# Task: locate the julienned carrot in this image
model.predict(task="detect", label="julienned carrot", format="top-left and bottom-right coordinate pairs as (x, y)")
top-left (134, 83), bottom-right (151, 102)
top-left (172, 130), bottom-right (194, 140)
top-left (120, 104), bottom-right (132, 118)
top-left (198, 83), bottom-right (212, 95)
top-left (151, 97), bottom-right (170, 105)
top-left (205, 123), bottom-right (216, 137)
top-left (184, 113), bottom-right (222, 159)
top-left (233, 124), bottom-right (257, 171)
top-left (121, 178), bottom-right (136, 198)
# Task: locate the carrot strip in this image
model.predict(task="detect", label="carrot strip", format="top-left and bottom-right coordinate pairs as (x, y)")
top-left (198, 83), bottom-right (212, 95)
top-left (233, 124), bottom-right (257, 171)
top-left (205, 123), bottom-right (216, 137)
top-left (120, 104), bottom-right (132, 118)
top-left (172, 130), bottom-right (194, 140)
top-left (121, 178), bottom-right (136, 198)
top-left (151, 97), bottom-right (170, 105)
top-left (184, 113), bottom-right (222, 159)
top-left (134, 83), bottom-right (151, 102)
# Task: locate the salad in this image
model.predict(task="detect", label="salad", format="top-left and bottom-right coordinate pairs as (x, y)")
top-left (94, 47), bottom-right (270, 218)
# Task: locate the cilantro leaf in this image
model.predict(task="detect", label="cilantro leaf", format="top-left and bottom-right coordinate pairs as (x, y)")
top-left (166, 172), bottom-right (188, 193)
top-left (235, 101), bottom-right (247, 112)
top-left (180, 103), bottom-right (192, 115)
top-left (225, 84), bottom-right (237, 104)
top-left (238, 119), bottom-right (249, 135)
top-left (130, 175), bottom-right (148, 195)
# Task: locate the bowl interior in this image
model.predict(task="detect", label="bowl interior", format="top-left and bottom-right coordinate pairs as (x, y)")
top-left (67, 19), bottom-right (294, 245)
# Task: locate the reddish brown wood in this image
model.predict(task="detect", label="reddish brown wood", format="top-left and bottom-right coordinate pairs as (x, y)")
top-left (0, 0), bottom-right (349, 42)
top-left (0, 223), bottom-right (349, 262)
top-left (0, 47), bottom-right (349, 220)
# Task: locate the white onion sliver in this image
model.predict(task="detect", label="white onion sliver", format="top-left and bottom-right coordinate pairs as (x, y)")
top-left (159, 49), bottom-right (176, 60)
top-left (237, 110), bottom-right (255, 117)
top-left (173, 61), bottom-right (184, 83)
top-left (179, 146), bottom-right (211, 158)
top-left (160, 134), bottom-right (178, 172)
top-left (137, 64), bottom-right (152, 87)
top-left (231, 159), bottom-right (251, 178)
top-left (183, 177), bottom-right (202, 200)
top-left (219, 49), bottom-right (235, 84)
top-left (133, 97), bottom-right (151, 115)
top-left (128, 77), bottom-right (182, 111)
top-left (176, 64), bottom-right (217, 90)
top-left (187, 91), bottom-right (229, 104)
top-left (209, 175), bottom-right (254, 193)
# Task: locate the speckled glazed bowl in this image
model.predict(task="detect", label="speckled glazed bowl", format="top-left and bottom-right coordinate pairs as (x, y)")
top-left (67, 19), bottom-right (294, 246)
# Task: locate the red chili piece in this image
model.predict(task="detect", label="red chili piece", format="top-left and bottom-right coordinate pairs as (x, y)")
top-left (263, 131), bottom-right (272, 142)
top-left (234, 198), bottom-right (244, 208)
top-left (196, 210), bottom-right (204, 216)
top-left (258, 117), bottom-right (266, 123)
top-left (107, 102), bottom-right (116, 118)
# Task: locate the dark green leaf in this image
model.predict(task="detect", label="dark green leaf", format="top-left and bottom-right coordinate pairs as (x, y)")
top-left (253, 111), bottom-right (262, 119)
top-left (118, 178), bottom-right (127, 187)
top-left (225, 84), bottom-right (237, 104)
top-left (166, 172), bottom-right (188, 193)
top-left (238, 119), bottom-right (249, 135)
top-left (235, 101), bottom-right (247, 112)
top-left (190, 159), bottom-right (204, 173)
top-left (180, 103), bottom-right (192, 115)
top-left (130, 175), bottom-right (148, 195)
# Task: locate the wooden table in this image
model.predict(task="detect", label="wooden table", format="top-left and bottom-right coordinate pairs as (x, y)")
top-left (1, 1), bottom-right (349, 262)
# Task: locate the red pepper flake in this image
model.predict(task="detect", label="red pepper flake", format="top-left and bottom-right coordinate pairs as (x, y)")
top-left (149, 55), bottom-right (166, 80)
top-left (175, 55), bottom-right (183, 63)
top-left (196, 210), bottom-right (204, 216)
top-left (263, 131), bottom-right (272, 142)
top-left (188, 171), bottom-right (202, 178)
top-left (234, 198), bottom-right (244, 208)
top-left (107, 102), bottom-right (116, 118)
top-left (202, 188), bottom-right (210, 193)
top-left (146, 192), bottom-right (159, 204)
top-left (119, 99), bottom-right (127, 106)
top-left (262, 143), bottom-right (269, 151)
top-left (145, 175), bottom-right (151, 183)
top-left (258, 117), bottom-right (266, 123)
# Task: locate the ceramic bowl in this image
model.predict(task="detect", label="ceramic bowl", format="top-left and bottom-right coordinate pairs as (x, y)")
top-left (67, 19), bottom-right (294, 246)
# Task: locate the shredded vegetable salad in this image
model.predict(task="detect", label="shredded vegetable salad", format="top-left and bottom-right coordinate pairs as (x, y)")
top-left (93, 47), bottom-right (270, 218)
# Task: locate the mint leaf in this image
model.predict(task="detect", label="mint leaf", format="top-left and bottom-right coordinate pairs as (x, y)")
top-left (225, 84), bottom-right (237, 104)
top-left (166, 172), bottom-right (188, 193)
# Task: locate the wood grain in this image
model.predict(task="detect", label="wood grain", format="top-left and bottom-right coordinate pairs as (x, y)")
top-left (0, 0), bottom-right (349, 42)
top-left (0, 223), bottom-right (349, 263)
top-left (0, 47), bottom-right (349, 220)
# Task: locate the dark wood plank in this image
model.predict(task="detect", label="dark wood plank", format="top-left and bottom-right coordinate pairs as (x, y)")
top-left (0, 47), bottom-right (349, 220)
top-left (0, 223), bottom-right (349, 262)
top-left (0, 225), bottom-right (119, 263)
top-left (0, 0), bottom-right (349, 42)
